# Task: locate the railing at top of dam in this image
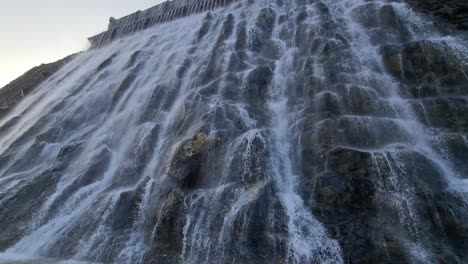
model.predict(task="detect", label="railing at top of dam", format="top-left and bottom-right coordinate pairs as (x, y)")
top-left (88, 0), bottom-right (237, 48)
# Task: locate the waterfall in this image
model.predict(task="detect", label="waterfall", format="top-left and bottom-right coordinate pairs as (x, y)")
top-left (0, 0), bottom-right (467, 263)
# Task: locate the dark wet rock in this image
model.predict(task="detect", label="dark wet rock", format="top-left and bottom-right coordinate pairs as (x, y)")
top-left (401, 41), bottom-right (463, 82)
top-left (309, 148), bottom-right (383, 263)
top-left (337, 85), bottom-right (396, 117)
top-left (407, 85), bottom-right (440, 98)
top-left (176, 58), bottom-right (192, 79)
top-left (379, 5), bottom-right (400, 29)
top-left (141, 84), bottom-right (169, 122)
top-left (196, 13), bottom-right (214, 43)
top-left (51, 141), bottom-right (86, 171)
top-left (296, 10), bottom-right (308, 24)
top-left (112, 189), bottom-right (144, 232)
top-left (413, 97), bottom-right (468, 131)
top-left (217, 14), bottom-right (236, 44)
top-left (56, 141), bottom-right (84, 162)
top-left (316, 148), bottom-right (375, 208)
top-left (0, 169), bottom-right (60, 250)
top-left (431, 191), bottom-right (468, 260)
top-left (245, 65), bottom-right (275, 104)
top-left (45, 147), bottom-right (113, 221)
top-left (77, 147), bottom-right (113, 186)
top-left (431, 133), bottom-right (468, 177)
top-left (295, 23), bottom-right (316, 51)
top-left (228, 51), bottom-right (249, 72)
top-left (402, 41), bottom-right (448, 80)
top-left (112, 124), bottom-right (161, 188)
top-left (309, 38), bottom-right (326, 56)
top-left (380, 44), bottom-right (403, 79)
top-left (368, 28), bottom-right (404, 46)
top-left (312, 91), bottom-right (342, 120)
top-left (111, 62), bottom-right (145, 109)
top-left (259, 39), bottom-right (282, 60)
top-left (223, 182), bottom-right (287, 264)
top-left (3, 141), bottom-right (49, 174)
top-left (302, 116), bottom-right (414, 149)
top-left (167, 132), bottom-right (210, 190)
top-left (405, 0), bottom-right (468, 30)
top-left (96, 53), bottom-right (118, 72)
top-left (226, 132), bottom-right (269, 185)
top-left (352, 3), bottom-right (379, 29)
top-left (126, 50), bottom-right (142, 69)
top-left (315, 1), bottom-right (330, 16)
top-left (382, 40), bottom-right (468, 104)
top-left (235, 21), bottom-right (248, 51)
top-left (306, 145), bottom-right (453, 263)
top-left (0, 116), bottom-right (21, 136)
top-left (220, 73), bottom-right (242, 100)
top-left (256, 8), bottom-right (276, 36)
top-left (391, 150), bottom-right (448, 194)
top-left (249, 8), bottom-right (277, 53)
top-left (200, 15), bottom-right (236, 84)
top-left (149, 191), bottom-right (185, 259)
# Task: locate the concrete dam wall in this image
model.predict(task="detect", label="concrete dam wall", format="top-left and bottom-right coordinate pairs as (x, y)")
top-left (88, 0), bottom-right (237, 48)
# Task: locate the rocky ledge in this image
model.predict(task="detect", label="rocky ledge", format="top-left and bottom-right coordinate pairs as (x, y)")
top-left (0, 55), bottom-right (75, 119)
top-left (406, 0), bottom-right (468, 30)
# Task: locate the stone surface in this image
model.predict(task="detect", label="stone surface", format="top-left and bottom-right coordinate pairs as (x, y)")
top-left (406, 0), bottom-right (468, 30)
top-left (0, 55), bottom-right (75, 119)
top-left (0, 0), bottom-right (467, 263)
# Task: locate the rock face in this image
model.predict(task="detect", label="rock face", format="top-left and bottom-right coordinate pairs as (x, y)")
top-left (406, 0), bottom-right (468, 30)
top-left (0, 0), bottom-right (467, 264)
top-left (0, 55), bottom-right (74, 119)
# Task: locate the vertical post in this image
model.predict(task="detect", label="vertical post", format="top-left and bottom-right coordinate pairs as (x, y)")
top-left (188, 4), bottom-right (193, 15)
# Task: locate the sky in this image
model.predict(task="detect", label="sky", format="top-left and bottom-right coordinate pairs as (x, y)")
top-left (0, 0), bottom-right (164, 88)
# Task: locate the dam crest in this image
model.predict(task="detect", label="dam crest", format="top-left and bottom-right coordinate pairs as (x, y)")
top-left (88, 0), bottom-right (237, 48)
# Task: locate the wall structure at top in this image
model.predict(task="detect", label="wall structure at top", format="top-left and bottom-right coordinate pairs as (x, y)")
top-left (88, 0), bottom-right (237, 48)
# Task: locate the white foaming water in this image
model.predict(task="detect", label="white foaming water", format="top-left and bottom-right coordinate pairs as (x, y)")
top-left (1, 11), bottom-right (209, 262)
top-left (268, 25), bottom-right (343, 264)
top-left (0, 0), bottom-right (467, 263)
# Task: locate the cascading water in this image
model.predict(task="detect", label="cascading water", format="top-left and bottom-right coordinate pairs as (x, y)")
top-left (0, 0), bottom-right (467, 263)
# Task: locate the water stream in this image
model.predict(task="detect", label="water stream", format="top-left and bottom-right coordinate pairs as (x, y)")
top-left (0, 0), bottom-right (467, 263)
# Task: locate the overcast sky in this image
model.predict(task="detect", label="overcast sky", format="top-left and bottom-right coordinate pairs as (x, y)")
top-left (0, 0), bottom-right (165, 87)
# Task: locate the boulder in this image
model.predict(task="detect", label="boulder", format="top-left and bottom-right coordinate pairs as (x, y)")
top-left (401, 41), bottom-right (456, 82)
top-left (379, 5), bottom-right (400, 29)
top-left (431, 133), bottom-right (468, 177)
top-left (167, 132), bottom-right (210, 190)
top-left (256, 8), bottom-right (276, 36)
top-left (302, 116), bottom-right (413, 149)
top-left (245, 65), bottom-right (275, 104)
top-left (337, 85), bottom-right (395, 117)
top-left (380, 44), bottom-right (403, 79)
top-left (405, 0), bottom-right (468, 30)
top-left (352, 3), bottom-right (379, 29)
top-left (150, 191), bottom-right (185, 259)
top-left (413, 97), bottom-right (468, 131)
